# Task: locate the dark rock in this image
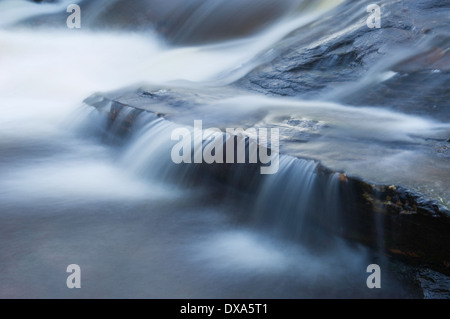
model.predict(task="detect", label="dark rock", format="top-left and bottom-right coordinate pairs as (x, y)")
top-left (83, 89), bottom-right (450, 279)
top-left (236, 0), bottom-right (450, 120)
top-left (416, 269), bottom-right (450, 299)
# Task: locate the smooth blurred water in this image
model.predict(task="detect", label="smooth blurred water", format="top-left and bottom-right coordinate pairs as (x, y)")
top-left (0, 0), bottom-right (442, 298)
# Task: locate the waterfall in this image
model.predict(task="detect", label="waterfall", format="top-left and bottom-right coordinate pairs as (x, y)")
top-left (88, 100), bottom-right (351, 249)
top-left (1, 0), bottom-right (448, 298)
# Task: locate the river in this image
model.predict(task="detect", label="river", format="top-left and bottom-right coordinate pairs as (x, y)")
top-left (0, 0), bottom-right (448, 298)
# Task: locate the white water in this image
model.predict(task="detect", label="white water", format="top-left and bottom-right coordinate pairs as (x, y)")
top-left (0, 0), bottom-right (436, 298)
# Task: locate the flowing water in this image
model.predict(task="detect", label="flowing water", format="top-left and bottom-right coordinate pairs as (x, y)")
top-left (0, 0), bottom-right (447, 298)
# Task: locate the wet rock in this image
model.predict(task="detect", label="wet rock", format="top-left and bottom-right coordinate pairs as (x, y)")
top-left (84, 89), bottom-right (450, 281)
top-left (236, 0), bottom-right (450, 120)
top-left (416, 269), bottom-right (450, 299)
top-left (348, 180), bottom-right (450, 278)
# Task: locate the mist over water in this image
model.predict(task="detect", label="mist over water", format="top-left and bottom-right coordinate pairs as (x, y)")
top-left (0, 0), bottom-right (445, 298)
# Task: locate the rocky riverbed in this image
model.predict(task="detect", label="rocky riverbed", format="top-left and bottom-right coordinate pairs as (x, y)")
top-left (0, 0), bottom-right (448, 298)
